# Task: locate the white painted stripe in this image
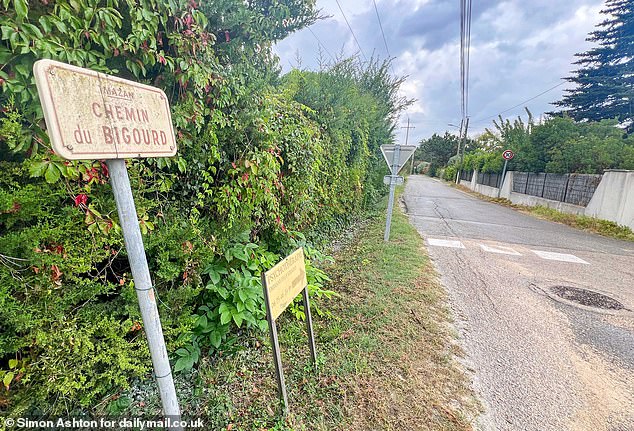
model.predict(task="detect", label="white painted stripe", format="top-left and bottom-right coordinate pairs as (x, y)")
top-left (480, 244), bottom-right (522, 256)
top-left (427, 238), bottom-right (465, 249)
top-left (531, 250), bottom-right (589, 264)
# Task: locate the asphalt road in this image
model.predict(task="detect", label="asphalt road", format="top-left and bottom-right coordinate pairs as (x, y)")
top-left (403, 175), bottom-right (634, 431)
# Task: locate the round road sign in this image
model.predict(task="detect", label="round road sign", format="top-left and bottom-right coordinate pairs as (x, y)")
top-left (502, 149), bottom-right (515, 160)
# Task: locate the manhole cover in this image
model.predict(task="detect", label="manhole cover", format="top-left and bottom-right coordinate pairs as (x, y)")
top-left (551, 286), bottom-right (625, 310)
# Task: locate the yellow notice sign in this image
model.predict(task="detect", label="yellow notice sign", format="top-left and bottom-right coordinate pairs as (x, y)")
top-left (263, 248), bottom-right (307, 321)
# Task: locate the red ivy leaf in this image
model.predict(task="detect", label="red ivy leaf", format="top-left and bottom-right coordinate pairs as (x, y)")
top-left (74, 194), bottom-right (88, 207)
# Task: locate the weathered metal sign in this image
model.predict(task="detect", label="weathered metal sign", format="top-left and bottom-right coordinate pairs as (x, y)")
top-left (33, 60), bottom-right (182, 427)
top-left (261, 247), bottom-right (316, 411)
top-left (34, 59), bottom-right (177, 160)
top-left (263, 248), bottom-right (308, 320)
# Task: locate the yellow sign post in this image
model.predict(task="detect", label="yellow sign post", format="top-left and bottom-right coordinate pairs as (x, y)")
top-left (261, 248), bottom-right (317, 411)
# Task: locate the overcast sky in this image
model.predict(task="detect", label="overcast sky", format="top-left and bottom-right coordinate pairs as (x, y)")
top-left (273, 0), bottom-right (605, 145)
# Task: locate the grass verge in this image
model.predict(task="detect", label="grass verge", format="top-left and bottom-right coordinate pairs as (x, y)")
top-left (112, 189), bottom-right (480, 430)
top-left (452, 183), bottom-right (634, 242)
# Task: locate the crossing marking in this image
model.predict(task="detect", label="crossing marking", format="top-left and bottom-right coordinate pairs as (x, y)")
top-left (531, 250), bottom-right (589, 264)
top-left (427, 238), bottom-right (465, 249)
top-left (480, 244), bottom-right (521, 256)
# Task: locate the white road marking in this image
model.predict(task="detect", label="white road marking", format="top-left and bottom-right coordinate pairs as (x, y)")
top-left (480, 244), bottom-right (522, 256)
top-left (531, 250), bottom-right (589, 264)
top-left (427, 238), bottom-right (465, 248)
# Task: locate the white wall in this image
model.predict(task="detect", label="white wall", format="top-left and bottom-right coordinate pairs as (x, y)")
top-left (508, 192), bottom-right (585, 215)
top-left (474, 183), bottom-right (500, 198)
top-left (585, 170), bottom-right (634, 230)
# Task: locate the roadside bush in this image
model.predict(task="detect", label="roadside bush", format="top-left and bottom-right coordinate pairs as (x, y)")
top-left (442, 165), bottom-right (457, 181)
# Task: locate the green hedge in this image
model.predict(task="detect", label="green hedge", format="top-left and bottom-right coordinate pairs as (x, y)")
top-left (0, 0), bottom-right (408, 415)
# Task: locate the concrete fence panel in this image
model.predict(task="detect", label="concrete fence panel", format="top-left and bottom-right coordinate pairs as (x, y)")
top-left (586, 170), bottom-right (634, 230)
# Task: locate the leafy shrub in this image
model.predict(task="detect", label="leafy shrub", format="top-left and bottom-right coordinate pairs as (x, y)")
top-left (442, 165), bottom-right (458, 182)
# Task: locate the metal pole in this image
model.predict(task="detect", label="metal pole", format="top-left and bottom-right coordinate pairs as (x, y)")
top-left (106, 159), bottom-right (182, 428)
top-left (384, 144), bottom-right (401, 242)
top-left (261, 274), bottom-right (288, 411)
top-left (404, 118), bottom-right (411, 146)
top-left (498, 158), bottom-right (508, 198)
top-left (302, 286), bottom-right (317, 365)
top-left (402, 118), bottom-right (415, 175)
top-left (454, 119), bottom-right (464, 183)
top-left (456, 117), bottom-right (469, 184)
top-left (562, 174), bottom-right (570, 203)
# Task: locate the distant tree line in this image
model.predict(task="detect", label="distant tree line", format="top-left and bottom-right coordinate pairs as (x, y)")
top-left (418, 112), bottom-right (634, 180)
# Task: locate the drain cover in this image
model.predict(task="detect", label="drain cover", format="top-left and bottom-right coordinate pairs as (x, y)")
top-left (551, 286), bottom-right (625, 310)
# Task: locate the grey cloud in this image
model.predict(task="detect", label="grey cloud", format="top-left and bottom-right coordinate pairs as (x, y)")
top-left (275, 0), bottom-right (606, 143)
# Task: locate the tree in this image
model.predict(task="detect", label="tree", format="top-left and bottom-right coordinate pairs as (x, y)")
top-left (416, 132), bottom-right (460, 175)
top-left (544, 119), bottom-right (633, 173)
top-left (553, 0), bottom-right (634, 126)
top-left (485, 109), bottom-right (536, 171)
top-left (0, 0), bottom-right (409, 415)
top-left (529, 116), bottom-right (580, 171)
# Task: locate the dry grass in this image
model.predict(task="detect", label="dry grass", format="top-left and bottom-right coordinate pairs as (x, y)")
top-left (324, 202), bottom-right (480, 430)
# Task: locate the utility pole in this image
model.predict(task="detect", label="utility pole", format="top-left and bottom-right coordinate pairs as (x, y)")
top-left (455, 117), bottom-right (469, 184)
top-left (453, 119), bottom-right (464, 183)
top-left (401, 118), bottom-right (416, 174)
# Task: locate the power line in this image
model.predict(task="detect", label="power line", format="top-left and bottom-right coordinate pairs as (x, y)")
top-left (371, 0), bottom-right (400, 82)
top-left (372, 0), bottom-right (391, 59)
top-left (456, 0), bottom-right (472, 183)
top-left (465, 0), bottom-right (472, 117)
top-left (471, 81), bottom-right (566, 124)
top-left (460, 0), bottom-right (472, 119)
top-left (334, 0), bottom-right (368, 61)
top-left (307, 27), bottom-right (336, 62)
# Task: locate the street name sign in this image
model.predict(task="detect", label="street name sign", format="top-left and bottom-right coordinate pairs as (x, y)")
top-left (262, 248), bottom-right (317, 411)
top-left (34, 59), bottom-right (177, 160)
top-left (33, 59), bottom-right (181, 428)
top-left (380, 144), bottom-right (417, 174)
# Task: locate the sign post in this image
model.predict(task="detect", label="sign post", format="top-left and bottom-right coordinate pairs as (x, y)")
top-left (34, 60), bottom-right (181, 428)
top-left (384, 144), bottom-right (400, 242)
top-left (498, 149), bottom-right (515, 198)
top-left (380, 144), bottom-right (417, 241)
top-left (261, 248), bottom-right (316, 412)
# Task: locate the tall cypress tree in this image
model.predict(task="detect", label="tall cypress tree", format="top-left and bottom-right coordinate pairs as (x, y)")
top-left (554, 0), bottom-right (634, 125)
